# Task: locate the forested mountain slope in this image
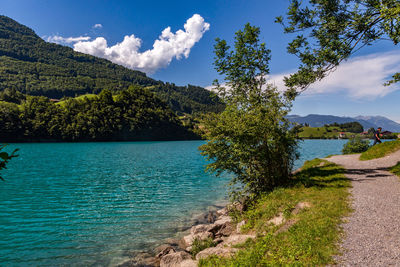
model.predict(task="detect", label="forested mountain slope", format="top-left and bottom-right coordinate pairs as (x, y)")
top-left (0, 15), bottom-right (223, 114)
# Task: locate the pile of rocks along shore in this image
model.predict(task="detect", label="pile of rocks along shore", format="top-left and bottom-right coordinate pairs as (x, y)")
top-left (118, 202), bottom-right (255, 267)
top-left (118, 200), bottom-right (312, 267)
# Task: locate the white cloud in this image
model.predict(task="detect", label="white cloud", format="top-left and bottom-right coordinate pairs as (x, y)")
top-left (267, 51), bottom-right (400, 100)
top-left (93, 24), bottom-right (103, 29)
top-left (46, 35), bottom-right (91, 44)
top-left (73, 14), bottom-right (210, 73)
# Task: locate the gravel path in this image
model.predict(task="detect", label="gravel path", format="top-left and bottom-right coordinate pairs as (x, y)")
top-left (326, 150), bottom-right (400, 266)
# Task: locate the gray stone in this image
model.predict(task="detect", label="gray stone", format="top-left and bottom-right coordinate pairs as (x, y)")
top-left (215, 222), bottom-right (235, 237)
top-left (214, 215), bottom-right (232, 226)
top-left (190, 224), bottom-right (212, 235)
top-left (180, 259), bottom-right (198, 267)
top-left (196, 247), bottom-right (238, 260)
top-left (267, 212), bottom-right (284, 226)
top-left (160, 251), bottom-right (192, 267)
top-left (216, 207), bottom-right (228, 216)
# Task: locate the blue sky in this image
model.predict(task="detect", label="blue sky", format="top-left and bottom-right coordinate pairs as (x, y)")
top-left (1, 0), bottom-right (400, 122)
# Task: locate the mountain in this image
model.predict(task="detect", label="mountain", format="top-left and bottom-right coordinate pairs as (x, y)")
top-left (287, 114), bottom-right (400, 132)
top-left (355, 116), bottom-right (400, 132)
top-left (286, 114), bottom-right (376, 130)
top-left (0, 15), bottom-right (223, 114)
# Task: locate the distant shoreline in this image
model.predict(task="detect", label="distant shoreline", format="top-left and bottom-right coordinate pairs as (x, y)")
top-left (2, 137), bottom-right (204, 143)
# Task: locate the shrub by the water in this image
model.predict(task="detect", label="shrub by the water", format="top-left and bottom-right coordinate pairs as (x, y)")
top-left (342, 137), bottom-right (370, 154)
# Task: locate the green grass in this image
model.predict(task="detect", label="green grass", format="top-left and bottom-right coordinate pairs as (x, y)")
top-left (199, 159), bottom-right (351, 266)
top-left (389, 162), bottom-right (400, 177)
top-left (298, 126), bottom-right (359, 139)
top-left (359, 140), bottom-right (400, 161)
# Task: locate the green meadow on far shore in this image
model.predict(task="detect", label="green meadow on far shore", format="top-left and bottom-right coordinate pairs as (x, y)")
top-left (298, 126), bottom-right (398, 140)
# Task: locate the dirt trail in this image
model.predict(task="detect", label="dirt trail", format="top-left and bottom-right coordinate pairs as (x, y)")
top-left (326, 150), bottom-right (400, 266)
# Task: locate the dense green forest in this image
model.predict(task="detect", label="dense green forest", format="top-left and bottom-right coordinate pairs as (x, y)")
top-left (0, 15), bottom-right (223, 115)
top-left (0, 87), bottom-right (198, 142)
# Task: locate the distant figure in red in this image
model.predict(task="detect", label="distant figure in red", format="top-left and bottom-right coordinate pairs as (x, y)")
top-left (373, 127), bottom-right (382, 146)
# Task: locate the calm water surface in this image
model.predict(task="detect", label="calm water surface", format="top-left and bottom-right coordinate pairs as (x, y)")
top-left (1, 140), bottom-right (347, 266)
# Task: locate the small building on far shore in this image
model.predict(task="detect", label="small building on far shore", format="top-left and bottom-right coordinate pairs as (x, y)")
top-left (339, 132), bottom-right (346, 139)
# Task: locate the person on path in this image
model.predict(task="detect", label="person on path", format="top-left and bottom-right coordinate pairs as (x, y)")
top-left (373, 127), bottom-right (382, 145)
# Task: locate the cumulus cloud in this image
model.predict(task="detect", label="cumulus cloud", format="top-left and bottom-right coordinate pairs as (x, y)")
top-left (93, 23), bottom-right (103, 29)
top-left (46, 35), bottom-right (91, 44)
top-left (267, 51), bottom-right (400, 100)
top-left (73, 14), bottom-right (210, 73)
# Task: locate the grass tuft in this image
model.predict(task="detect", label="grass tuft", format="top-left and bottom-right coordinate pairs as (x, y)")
top-left (199, 159), bottom-right (351, 266)
top-left (359, 140), bottom-right (400, 161)
top-left (191, 237), bottom-right (217, 257)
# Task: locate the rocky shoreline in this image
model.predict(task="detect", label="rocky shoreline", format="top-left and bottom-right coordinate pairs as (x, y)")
top-left (117, 197), bottom-right (313, 267)
top-left (118, 202), bottom-right (253, 267)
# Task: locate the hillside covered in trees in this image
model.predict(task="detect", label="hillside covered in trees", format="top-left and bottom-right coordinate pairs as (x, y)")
top-left (0, 15), bottom-right (223, 115)
top-left (0, 87), bottom-right (198, 142)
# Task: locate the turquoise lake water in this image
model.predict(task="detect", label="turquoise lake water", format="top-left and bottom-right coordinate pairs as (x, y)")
top-left (0, 140), bottom-right (348, 266)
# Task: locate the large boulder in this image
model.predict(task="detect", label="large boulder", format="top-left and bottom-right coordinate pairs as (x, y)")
top-left (195, 247), bottom-right (238, 260)
top-left (214, 215), bottom-right (232, 226)
top-left (215, 222), bottom-right (235, 237)
top-left (160, 251), bottom-right (192, 267)
top-left (190, 224), bottom-right (213, 235)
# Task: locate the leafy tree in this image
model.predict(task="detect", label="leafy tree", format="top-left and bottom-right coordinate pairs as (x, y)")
top-left (340, 121), bottom-right (364, 133)
top-left (277, 0), bottom-right (400, 94)
top-left (199, 24), bottom-right (299, 199)
top-left (0, 144), bottom-right (18, 181)
top-left (0, 88), bottom-right (26, 104)
top-left (324, 121), bottom-right (364, 133)
top-left (0, 102), bottom-right (22, 139)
